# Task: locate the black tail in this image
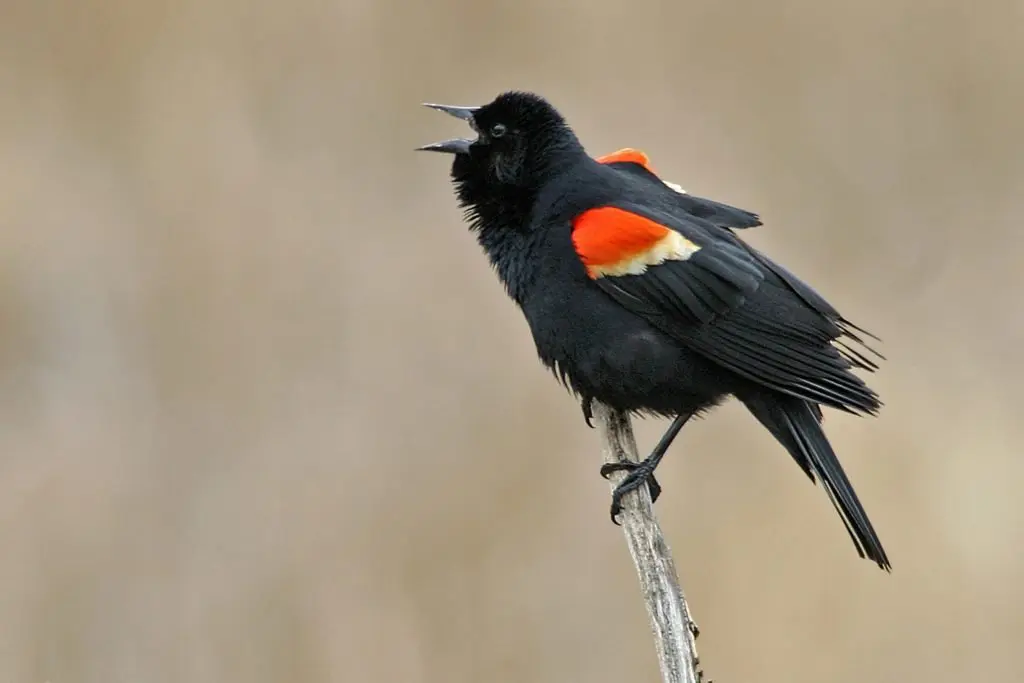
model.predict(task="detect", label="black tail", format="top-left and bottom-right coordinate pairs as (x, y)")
top-left (741, 392), bottom-right (891, 571)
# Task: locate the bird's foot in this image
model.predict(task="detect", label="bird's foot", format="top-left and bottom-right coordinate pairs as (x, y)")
top-left (599, 460), bottom-right (662, 523)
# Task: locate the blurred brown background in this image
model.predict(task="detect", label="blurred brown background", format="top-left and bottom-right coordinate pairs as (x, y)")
top-left (1, 0), bottom-right (1022, 680)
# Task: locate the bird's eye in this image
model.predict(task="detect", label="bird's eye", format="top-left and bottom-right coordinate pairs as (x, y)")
top-left (489, 123), bottom-right (507, 138)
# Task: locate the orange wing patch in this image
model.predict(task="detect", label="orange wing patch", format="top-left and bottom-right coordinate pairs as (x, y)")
top-left (596, 148), bottom-right (656, 173)
top-left (572, 207), bottom-right (701, 279)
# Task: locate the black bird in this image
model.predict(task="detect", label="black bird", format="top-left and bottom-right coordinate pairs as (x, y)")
top-left (419, 91), bottom-right (890, 570)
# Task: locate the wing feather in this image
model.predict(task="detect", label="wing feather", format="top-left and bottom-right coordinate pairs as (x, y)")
top-left (572, 201), bottom-right (881, 414)
top-left (596, 151), bottom-right (763, 230)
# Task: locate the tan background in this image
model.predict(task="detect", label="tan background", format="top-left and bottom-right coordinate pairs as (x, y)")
top-left (2, 0), bottom-right (1022, 680)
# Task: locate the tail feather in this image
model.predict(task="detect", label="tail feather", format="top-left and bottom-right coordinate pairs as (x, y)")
top-left (742, 393), bottom-right (891, 571)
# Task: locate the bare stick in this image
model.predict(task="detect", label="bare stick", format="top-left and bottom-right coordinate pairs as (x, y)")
top-left (594, 402), bottom-right (703, 683)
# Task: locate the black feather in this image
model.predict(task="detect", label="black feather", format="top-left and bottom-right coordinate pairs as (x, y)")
top-left (606, 160), bottom-right (763, 229)
top-left (742, 393), bottom-right (890, 570)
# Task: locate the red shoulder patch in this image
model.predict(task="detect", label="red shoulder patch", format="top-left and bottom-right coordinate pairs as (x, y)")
top-left (595, 148), bottom-right (656, 173)
top-left (572, 207), bottom-right (700, 279)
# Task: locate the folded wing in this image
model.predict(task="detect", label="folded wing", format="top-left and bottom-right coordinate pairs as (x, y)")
top-left (596, 148), bottom-right (763, 230)
top-left (571, 201), bottom-right (880, 415)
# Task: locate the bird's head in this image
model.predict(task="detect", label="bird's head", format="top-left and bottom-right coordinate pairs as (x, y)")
top-left (418, 91), bottom-right (585, 200)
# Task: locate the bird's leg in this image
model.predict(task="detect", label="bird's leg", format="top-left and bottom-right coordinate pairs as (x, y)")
top-left (600, 412), bottom-right (693, 523)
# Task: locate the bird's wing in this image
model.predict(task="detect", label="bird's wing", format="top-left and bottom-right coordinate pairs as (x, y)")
top-left (571, 202), bottom-right (879, 414)
top-left (572, 203), bottom-right (764, 324)
top-left (743, 249), bottom-right (885, 372)
top-left (595, 148), bottom-right (763, 230)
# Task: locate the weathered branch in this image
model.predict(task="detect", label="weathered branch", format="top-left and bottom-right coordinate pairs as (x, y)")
top-left (593, 402), bottom-right (703, 683)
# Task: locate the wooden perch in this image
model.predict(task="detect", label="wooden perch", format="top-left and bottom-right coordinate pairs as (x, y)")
top-left (593, 402), bottom-right (704, 683)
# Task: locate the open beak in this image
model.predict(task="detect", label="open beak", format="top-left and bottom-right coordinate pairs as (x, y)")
top-left (417, 102), bottom-right (480, 155)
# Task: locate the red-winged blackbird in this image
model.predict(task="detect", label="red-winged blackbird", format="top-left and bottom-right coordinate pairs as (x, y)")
top-left (419, 91), bottom-right (890, 570)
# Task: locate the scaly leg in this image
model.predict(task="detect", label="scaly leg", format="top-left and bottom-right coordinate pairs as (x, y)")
top-left (600, 412), bottom-right (693, 523)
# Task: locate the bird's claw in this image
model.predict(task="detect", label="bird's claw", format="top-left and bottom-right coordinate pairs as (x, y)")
top-left (581, 397), bottom-right (595, 428)
top-left (600, 461), bottom-right (662, 523)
